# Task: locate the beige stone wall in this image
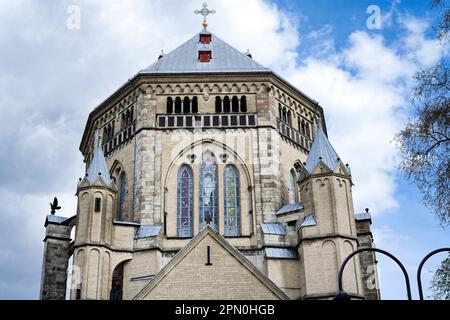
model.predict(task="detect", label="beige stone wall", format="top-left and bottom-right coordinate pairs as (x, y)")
top-left (266, 259), bottom-right (302, 299)
top-left (122, 250), bottom-right (160, 300)
top-left (141, 234), bottom-right (281, 300)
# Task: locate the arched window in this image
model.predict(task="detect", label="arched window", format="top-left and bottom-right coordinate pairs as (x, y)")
top-left (110, 262), bottom-right (125, 300)
top-left (215, 96), bottom-right (222, 113)
top-left (232, 96), bottom-right (239, 113)
top-left (192, 96), bottom-right (198, 113)
top-left (240, 96), bottom-right (247, 112)
top-left (118, 173), bottom-right (126, 221)
top-left (289, 170), bottom-right (297, 204)
top-left (283, 108), bottom-right (287, 123)
top-left (175, 97), bottom-right (182, 114)
top-left (305, 122), bottom-right (311, 138)
top-left (288, 111), bottom-right (292, 126)
top-left (223, 96), bottom-right (231, 113)
top-left (301, 120), bottom-right (306, 135)
top-left (279, 105), bottom-right (282, 120)
top-left (177, 166), bottom-right (194, 238)
top-left (167, 97), bottom-right (173, 114)
top-left (183, 97), bottom-right (190, 113)
top-left (224, 165), bottom-right (240, 236)
top-left (199, 151), bottom-right (218, 230)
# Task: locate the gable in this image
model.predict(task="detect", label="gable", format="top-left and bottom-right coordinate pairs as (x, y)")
top-left (134, 227), bottom-right (288, 300)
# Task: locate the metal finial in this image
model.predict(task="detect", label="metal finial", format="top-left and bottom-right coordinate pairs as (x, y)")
top-left (194, 3), bottom-right (216, 28)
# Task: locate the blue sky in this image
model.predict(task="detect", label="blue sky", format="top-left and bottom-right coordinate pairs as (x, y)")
top-left (0, 0), bottom-right (448, 300)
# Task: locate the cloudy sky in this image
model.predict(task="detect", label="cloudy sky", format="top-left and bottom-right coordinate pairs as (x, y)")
top-left (0, 0), bottom-right (448, 300)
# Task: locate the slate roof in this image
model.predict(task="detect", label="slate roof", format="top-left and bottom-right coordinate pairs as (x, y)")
top-left (265, 247), bottom-right (298, 259)
top-left (140, 30), bottom-right (271, 75)
top-left (305, 121), bottom-right (349, 175)
top-left (86, 133), bottom-right (112, 185)
top-left (260, 223), bottom-right (287, 236)
top-left (296, 214), bottom-right (317, 230)
top-left (135, 225), bottom-right (162, 239)
top-left (275, 202), bottom-right (304, 216)
top-left (355, 212), bottom-right (372, 221)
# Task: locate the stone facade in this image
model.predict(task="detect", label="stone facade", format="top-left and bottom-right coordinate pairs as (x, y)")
top-left (40, 28), bottom-right (380, 300)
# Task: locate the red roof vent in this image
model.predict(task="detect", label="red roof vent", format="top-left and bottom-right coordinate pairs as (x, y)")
top-left (199, 50), bottom-right (212, 63)
top-left (199, 34), bottom-right (212, 44)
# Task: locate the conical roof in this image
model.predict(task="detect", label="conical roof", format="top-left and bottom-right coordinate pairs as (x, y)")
top-left (305, 121), bottom-right (349, 175)
top-left (85, 132), bottom-right (112, 185)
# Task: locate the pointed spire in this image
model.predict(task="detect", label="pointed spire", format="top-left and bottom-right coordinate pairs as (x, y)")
top-left (305, 120), bottom-right (349, 175)
top-left (85, 131), bottom-right (112, 185)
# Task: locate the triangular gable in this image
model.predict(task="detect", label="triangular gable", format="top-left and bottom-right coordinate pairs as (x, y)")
top-left (133, 226), bottom-right (289, 300)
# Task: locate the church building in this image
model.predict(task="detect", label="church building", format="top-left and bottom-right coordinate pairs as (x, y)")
top-left (39, 5), bottom-right (380, 300)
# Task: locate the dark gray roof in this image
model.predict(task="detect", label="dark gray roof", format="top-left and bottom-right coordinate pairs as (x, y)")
top-left (86, 133), bottom-right (112, 185)
top-left (265, 247), bottom-right (298, 259)
top-left (296, 214), bottom-right (317, 230)
top-left (46, 215), bottom-right (67, 224)
top-left (140, 30), bottom-right (271, 74)
top-left (261, 223), bottom-right (286, 236)
top-left (275, 202), bottom-right (304, 216)
top-left (355, 212), bottom-right (372, 221)
top-left (44, 214), bottom-right (76, 227)
top-left (135, 225), bottom-right (162, 239)
top-left (305, 122), bottom-right (349, 175)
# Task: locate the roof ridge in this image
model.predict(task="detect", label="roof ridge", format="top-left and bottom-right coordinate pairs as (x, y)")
top-left (133, 225), bottom-right (289, 300)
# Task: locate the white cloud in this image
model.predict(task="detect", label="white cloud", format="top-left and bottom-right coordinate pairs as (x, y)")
top-left (283, 22), bottom-right (447, 214)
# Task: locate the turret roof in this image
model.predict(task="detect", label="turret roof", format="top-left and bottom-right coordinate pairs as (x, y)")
top-left (85, 132), bottom-right (112, 185)
top-left (305, 121), bottom-right (349, 175)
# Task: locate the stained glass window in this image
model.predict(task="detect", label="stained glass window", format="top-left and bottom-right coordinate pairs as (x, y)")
top-left (177, 166), bottom-right (193, 237)
top-left (199, 151), bottom-right (218, 230)
top-left (289, 170), bottom-right (297, 204)
top-left (224, 165), bottom-right (240, 236)
top-left (119, 173), bottom-right (126, 221)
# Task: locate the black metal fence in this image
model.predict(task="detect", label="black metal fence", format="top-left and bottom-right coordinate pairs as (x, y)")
top-left (334, 247), bottom-right (450, 300)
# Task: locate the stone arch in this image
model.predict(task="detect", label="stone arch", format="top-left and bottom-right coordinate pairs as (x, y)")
top-left (212, 84), bottom-right (221, 93)
top-left (174, 85), bottom-right (183, 94)
top-left (241, 83), bottom-right (249, 93)
top-left (163, 139), bottom-right (252, 191)
top-left (343, 240), bottom-right (359, 294)
top-left (72, 248), bottom-right (86, 300)
top-left (193, 84), bottom-right (202, 93)
top-left (86, 248), bottom-right (101, 299)
top-left (110, 260), bottom-right (126, 300)
top-left (231, 84), bottom-right (239, 93)
top-left (260, 83), bottom-right (268, 93)
top-left (322, 240), bottom-right (338, 293)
